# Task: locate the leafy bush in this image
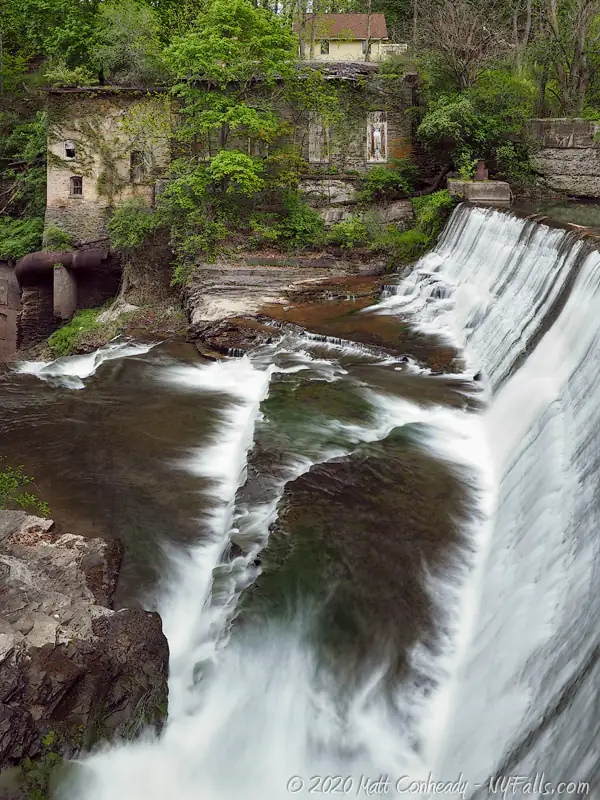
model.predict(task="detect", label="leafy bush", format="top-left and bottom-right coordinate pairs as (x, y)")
top-left (275, 192), bottom-right (325, 250)
top-left (379, 53), bottom-right (410, 75)
top-left (48, 308), bottom-right (102, 357)
top-left (0, 217), bottom-right (44, 260)
top-left (207, 150), bottom-right (265, 196)
top-left (375, 226), bottom-right (430, 263)
top-left (43, 226), bottom-right (73, 251)
top-left (43, 58), bottom-right (98, 88)
top-left (249, 214), bottom-right (280, 247)
top-left (417, 70), bottom-right (535, 172)
top-left (108, 200), bottom-right (162, 251)
top-left (327, 215), bottom-right (371, 249)
top-left (495, 143), bottom-right (535, 188)
top-left (359, 163), bottom-right (415, 202)
top-left (412, 189), bottom-right (456, 240)
top-left (170, 220), bottom-right (228, 285)
top-left (0, 459), bottom-right (49, 516)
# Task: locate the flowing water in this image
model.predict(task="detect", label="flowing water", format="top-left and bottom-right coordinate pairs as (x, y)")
top-left (1, 203), bottom-right (598, 799)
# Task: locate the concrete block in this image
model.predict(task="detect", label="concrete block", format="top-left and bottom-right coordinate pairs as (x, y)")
top-left (447, 179), bottom-right (465, 197)
top-left (462, 181), bottom-right (511, 205)
top-left (53, 264), bottom-right (77, 320)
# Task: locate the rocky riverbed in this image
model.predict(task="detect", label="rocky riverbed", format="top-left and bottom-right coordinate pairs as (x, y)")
top-left (0, 511), bottom-right (168, 796)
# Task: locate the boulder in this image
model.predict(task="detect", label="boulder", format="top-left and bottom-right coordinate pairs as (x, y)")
top-left (188, 316), bottom-right (283, 357)
top-left (0, 511), bottom-right (168, 769)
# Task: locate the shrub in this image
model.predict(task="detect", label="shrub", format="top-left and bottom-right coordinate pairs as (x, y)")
top-left (495, 142), bottom-right (535, 188)
top-left (43, 226), bottom-right (73, 251)
top-left (359, 163), bottom-right (415, 203)
top-left (48, 308), bottom-right (102, 357)
top-left (412, 189), bottom-right (456, 240)
top-left (207, 150), bottom-right (265, 196)
top-left (0, 458), bottom-right (49, 516)
top-left (0, 217), bottom-right (44, 260)
top-left (249, 213), bottom-right (280, 247)
top-left (379, 53), bottom-right (409, 75)
top-left (107, 200), bottom-right (162, 251)
top-left (375, 226), bottom-right (429, 263)
top-left (43, 59), bottom-right (99, 88)
top-left (327, 215), bottom-right (371, 249)
top-left (275, 192), bottom-right (325, 250)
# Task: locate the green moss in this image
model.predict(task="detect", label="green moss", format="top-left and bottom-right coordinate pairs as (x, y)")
top-left (47, 308), bottom-right (103, 357)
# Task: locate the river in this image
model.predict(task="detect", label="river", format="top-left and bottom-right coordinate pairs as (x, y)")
top-left (1, 203), bottom-right (597, 798)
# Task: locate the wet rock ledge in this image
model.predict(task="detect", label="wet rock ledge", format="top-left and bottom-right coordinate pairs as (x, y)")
top-left (0, 511), bottom-right (168, 773)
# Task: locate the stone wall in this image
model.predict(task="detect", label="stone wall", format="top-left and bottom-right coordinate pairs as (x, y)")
top-left (45, 72), bottom-right (413, 243)
top-left (17, 283), bottom-right (56, 349)
top-left (526, 118), bottom-right (600, 198)
top-left (0, 263), bottom-right (20, 359)
top-left (45, 89), bottom-right (171, 242)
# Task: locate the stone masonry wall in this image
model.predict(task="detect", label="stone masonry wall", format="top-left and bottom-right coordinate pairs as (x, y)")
top-left (526, 118), bottom-right (600, 198)
top-left (18, 283), bottom-right (57, 348)
top-left (45, 90), bottom-right (171, 242)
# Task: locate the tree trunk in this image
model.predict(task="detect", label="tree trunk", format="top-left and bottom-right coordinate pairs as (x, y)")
top-left (412, 0), bottom-right (418, 49)
top-left (365, 0), bottom-right (372, 61)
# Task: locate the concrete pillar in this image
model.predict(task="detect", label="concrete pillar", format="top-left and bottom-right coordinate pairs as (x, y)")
top-left (53, 264), bottom-right (77, 320)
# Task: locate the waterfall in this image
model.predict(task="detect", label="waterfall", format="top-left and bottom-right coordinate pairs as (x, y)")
top-left (56, 203), bottom-right (598, 798)
top-left (379, 204), bottom-right (600, 792)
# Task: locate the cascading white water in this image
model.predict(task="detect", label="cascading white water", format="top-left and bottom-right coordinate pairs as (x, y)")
top-left (378, 204), bottom-right (600, 793)
top-left (48, 202), bottom-right (598, 799)
top-left (14, 338), bottom-right (156, 390)
top-left (51, 324), bottom-right (490, 800)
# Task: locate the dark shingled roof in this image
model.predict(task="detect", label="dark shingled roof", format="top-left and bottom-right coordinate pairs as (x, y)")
top-left (294, 13), bottom-right (388, 40)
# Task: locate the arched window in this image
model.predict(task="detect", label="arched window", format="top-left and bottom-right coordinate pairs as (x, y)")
top-left (64, 141), bottom-right (76, 159)
top-left (70, 176), bottom-right (83, 197)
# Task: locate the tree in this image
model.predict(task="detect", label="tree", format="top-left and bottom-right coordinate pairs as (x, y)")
top-left (419, 0), bottom-right (511, 90)
top-left (91, 0), bottom-right (167, 85)
top-left (165, 0), bottom-right (296, 152)
top-left (541, 0), bottom-right (600, 114)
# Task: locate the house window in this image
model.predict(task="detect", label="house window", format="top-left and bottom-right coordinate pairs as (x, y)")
top-left (362, 40), bottom-right (368, 55)
top-left (309, 114), bottom-right (330, 164)
top-left (367, 112), bottom-right (387, 163)
top-left (70, 176), bottom-right (83, 197)
top-left (64, 141), bottom-right (76, 159)
top-left (320, 40), bottom-right (329, 55)
top-left (130, 150), bottom-right (147, 184)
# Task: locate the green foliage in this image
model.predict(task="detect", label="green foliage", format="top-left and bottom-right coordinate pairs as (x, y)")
top-left (379, 53), bottom-right (410, 76)
top-left (0, 111), bottom-right (47, 218)
top-left (0, 217), bottom-right (44, 259)
top-left (359, 162), bottom-right (416, 203)
top-left (165, 0), bottom-right (295, 152)
top-left (495, 143), bottom-right (536, 188)
top-left (42, 226), bottom-right (73, 251)
top-left (327, 215), bottom-right (370, 249)
top-left (376, 226), bottom-right (430, 263)
top-left (48, 308), bottom-right (102, 357)
top-left (275, 192), bottom-right (325, 250)
top-left (91, 0), bottom-right (167, 86)
top-left (418, 69), bottom-right (535, 173)
top-left (207, 150), bottom-right (264, 196)
top-left (412, 190), bottom-right (456, 240)
top-left (107, 199), bottom-right (163, 250)
top-left (0, 459), bottom-right (49, 516)
top-left (43, 59), bottom-right (98, 88)
top-left (165, 0), bottom-right (295, 88)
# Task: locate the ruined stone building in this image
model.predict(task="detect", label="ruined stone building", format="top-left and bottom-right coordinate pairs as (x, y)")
top-left (44, 66), bottom-right (414, 242)
top-left (0, 63), bottom-right (416, 356)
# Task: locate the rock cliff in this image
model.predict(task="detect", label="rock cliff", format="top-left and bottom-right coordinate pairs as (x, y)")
top-left (0, 511), bottom-right (168, 772)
